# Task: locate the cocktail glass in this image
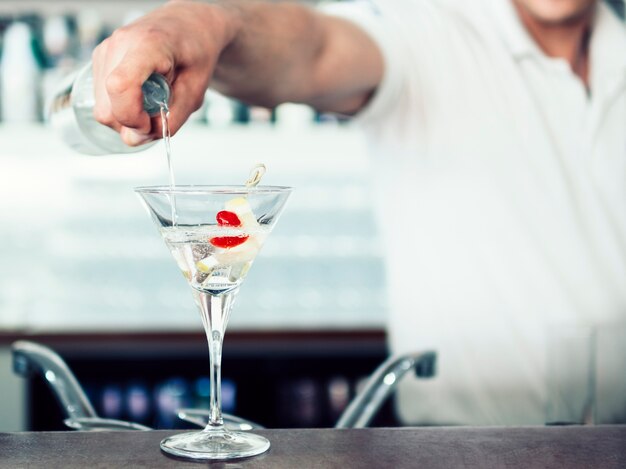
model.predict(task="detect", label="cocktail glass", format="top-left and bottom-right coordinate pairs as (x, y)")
top-left (136, 185), bottom-right (292, 460)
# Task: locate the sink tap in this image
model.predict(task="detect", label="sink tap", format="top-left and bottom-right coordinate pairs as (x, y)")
top-left (334, 351), bottom-right (436, 429)
top-left (12, 340), bottom-right (98, 421)
top-left (12, 340), bottom-right (152, 431)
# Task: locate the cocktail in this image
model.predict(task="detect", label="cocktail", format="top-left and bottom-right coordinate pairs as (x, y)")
top-left (136, 185), bottom-right (291, 460)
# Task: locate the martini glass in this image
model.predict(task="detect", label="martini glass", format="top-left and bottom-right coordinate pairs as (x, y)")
top-left (136, 185), bottom-right (291, 460)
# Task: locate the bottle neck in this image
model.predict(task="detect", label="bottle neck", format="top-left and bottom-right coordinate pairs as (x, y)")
top-left (142, 74), bottom-right (171, 116)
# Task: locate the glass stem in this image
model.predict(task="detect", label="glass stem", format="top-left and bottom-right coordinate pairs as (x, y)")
top-left (194, 290), bottom-right (235, 431)
top-left (208, 327), bottom-right (223, 427)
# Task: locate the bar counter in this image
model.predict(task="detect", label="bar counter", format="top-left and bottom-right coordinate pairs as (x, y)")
top-left (1, 426), bottom-right (625, 468)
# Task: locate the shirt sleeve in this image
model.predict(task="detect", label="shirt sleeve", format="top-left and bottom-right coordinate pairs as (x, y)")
top-left (319, 1), bottom-right (409, 127)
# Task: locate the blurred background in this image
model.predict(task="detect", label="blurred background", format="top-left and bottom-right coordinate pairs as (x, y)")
top-left (0, 0), bottom-right (390, 432)
top-left (0, 0), bottom-right (624, 433)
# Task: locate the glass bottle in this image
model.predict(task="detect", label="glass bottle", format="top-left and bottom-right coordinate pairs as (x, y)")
top-left (48, 63), bottom-right (170, 155)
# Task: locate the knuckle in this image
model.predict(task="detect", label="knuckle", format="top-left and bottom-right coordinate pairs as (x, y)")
top-left (157, 57), bottom-right (175, 75)
top-left (110, 27), bottom-right (130, 43)
top-left (105, 71), bottom-right (130, 96)
top-left (115, 25), bottom-right (166, 48)
top-left (142, 26), bottom-right (168, 43)
top-left (93, 106), bottom-right (114, 126)
top-left (114, 104), bottom-right (144, 127)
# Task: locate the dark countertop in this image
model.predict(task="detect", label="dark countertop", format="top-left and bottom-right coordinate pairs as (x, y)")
top-left (1, 426), bottom-right (625, 469)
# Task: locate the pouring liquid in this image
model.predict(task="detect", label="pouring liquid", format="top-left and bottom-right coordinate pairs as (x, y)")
top-left (159, 103), bottom-right (178, 225)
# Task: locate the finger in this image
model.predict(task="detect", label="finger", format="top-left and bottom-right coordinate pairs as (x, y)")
top-left (120, 125), bottom-right (155, 146)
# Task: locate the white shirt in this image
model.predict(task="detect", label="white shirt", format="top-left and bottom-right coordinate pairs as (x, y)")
top-left (326, 0), bottom-right (626, 425)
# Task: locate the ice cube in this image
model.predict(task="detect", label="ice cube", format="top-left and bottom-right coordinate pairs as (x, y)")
top-left (196, 255), bottom-right (219, 273)
top-left (192, 244), bottom-right (213, 262)
top-left (195, 270), bottom-right (209, 284)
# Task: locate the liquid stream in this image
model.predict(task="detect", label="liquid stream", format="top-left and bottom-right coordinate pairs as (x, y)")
top-left (160, 103), bottom-right (177, 225)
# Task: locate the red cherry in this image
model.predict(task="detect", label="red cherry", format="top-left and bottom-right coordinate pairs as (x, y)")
top-left (216, 210), bottom-right (242, 227)
top-left (210, 236), bottom-right (249, 248)
top-left (212, 211), bottom-right (246, 248)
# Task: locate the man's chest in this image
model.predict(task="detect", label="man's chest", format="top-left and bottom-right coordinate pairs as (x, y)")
top-left (423, 61), bottom-right (626, 198)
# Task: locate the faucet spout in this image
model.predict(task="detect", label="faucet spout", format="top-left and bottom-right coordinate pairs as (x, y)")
top-left (334, 351), bottom-right (436, 429)
top-left (12, 340), bottom-right (98, 421)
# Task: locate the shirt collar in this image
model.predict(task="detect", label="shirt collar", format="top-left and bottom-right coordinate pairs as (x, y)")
top-left (490, 0), bottom-right (626, 77)
top-left (489, 0), bottom-right (544, 60)
top-left (589, 2), bottom-right (626, 84)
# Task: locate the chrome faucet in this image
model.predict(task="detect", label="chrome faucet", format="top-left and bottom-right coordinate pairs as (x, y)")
top-left (13, 341), bottom-right (97, 421)
top-left (12, 340), bottom-right (151, 431)
top-left (334, 350), bottom-right (436, 428)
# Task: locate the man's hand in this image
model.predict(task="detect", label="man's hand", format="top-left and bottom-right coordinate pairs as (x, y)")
top-left (92, 1), bottom-right (237, 146)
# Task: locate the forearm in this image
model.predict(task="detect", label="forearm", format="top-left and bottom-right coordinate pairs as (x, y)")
top-left (210, 1), bottom-right (381, 113)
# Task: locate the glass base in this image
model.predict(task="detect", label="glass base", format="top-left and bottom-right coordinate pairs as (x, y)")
top-left (160, 429), bottom-right (270, 461)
